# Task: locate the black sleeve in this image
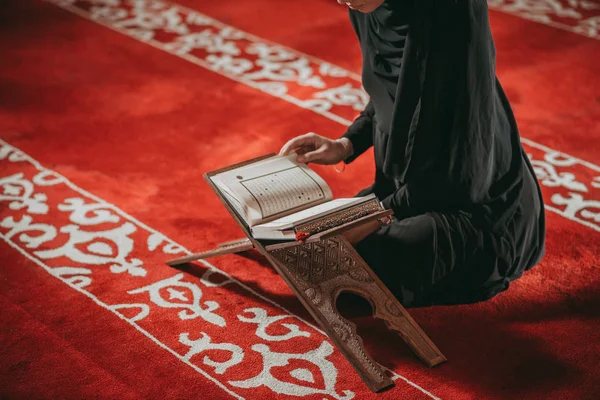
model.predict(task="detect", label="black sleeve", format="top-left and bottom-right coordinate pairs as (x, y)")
top-left (380, 183), bottom-right (420, 220)
top-left (341, 100), bottom-right (375, 163)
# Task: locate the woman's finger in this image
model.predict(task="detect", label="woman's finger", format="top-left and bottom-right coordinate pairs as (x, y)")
top-left (344, 0), bottom-right (365, 9)
top-left (279, 133), bottom-right (317, 156)
top-left (298, 146), bottom-right (328, 164)
top-left (294, 145), bottom-right (313, 156)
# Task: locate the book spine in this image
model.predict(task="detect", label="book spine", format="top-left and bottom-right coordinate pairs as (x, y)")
top-left (294, 199), bottom-right (382, 237)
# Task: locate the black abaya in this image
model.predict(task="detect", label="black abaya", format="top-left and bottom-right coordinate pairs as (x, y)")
top-left (342, 0), bottom-right (546, 307)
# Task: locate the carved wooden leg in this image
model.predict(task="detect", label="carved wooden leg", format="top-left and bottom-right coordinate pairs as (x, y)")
top-left (339, 237), bottom-right (447, 368)
top-left (266, 235), bottom-right (446, 392)
top-left (370, 288), bottom-right (447, 367)
top-left (302, 290), bottom-right (396, 392)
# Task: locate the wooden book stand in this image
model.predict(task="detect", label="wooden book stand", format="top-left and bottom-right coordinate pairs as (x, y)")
top-left (166, 154), bottom-right (446, 392)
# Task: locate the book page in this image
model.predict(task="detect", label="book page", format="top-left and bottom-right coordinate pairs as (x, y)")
top-left (211, 153), bottom-right (332, 225)
top-left (240, 166), bottom-right (327, 218)
top-left (250, 194), bottom-right (380, 240)
top-left (253, 197), bottom-right (369, 230)
top-left (218, 183), bottom-right (247, 218)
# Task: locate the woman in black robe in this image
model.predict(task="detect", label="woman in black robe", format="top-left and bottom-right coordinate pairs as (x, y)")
top-left (280, 0), bottom-right (546, 307)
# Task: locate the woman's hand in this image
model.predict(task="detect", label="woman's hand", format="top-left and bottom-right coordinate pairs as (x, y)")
top-left (279, 132), bottom-right (354, 165)
top-left (343, 215), bottom-right (392, 245)
top-left (343, 219), bottom-right (381, 245)
top-left (337, 0), bottom-right (384, 13)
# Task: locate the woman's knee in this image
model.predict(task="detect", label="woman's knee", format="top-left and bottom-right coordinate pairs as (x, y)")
top-left (356, 214), bottom-right (439, 286)
top-left (386, 214), bottom-right (438, 250)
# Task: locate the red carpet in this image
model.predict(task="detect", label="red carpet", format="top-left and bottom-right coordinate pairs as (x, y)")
top-left (1, 1), bottom-right (599, 399)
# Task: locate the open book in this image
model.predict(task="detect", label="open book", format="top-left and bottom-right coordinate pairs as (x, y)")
top-left (209, 153), bottom-right (379, 240)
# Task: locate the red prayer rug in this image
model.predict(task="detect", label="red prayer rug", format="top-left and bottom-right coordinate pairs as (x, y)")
top-left (1, 1), bottom-right (599, 399)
